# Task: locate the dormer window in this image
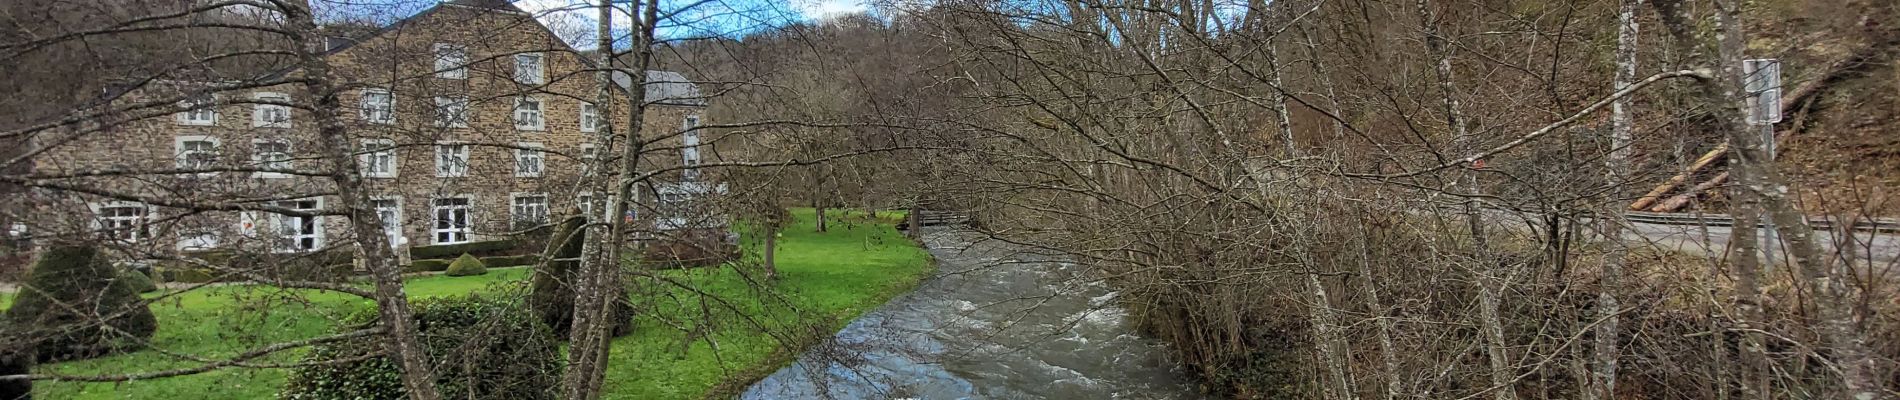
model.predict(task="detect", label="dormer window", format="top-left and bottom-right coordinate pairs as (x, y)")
top-left (434, 43), bottom-right (467, 79)
top-left (252, 92), bottom-right (291, 128)
top-left (514, 52), bottom-right (544, 85)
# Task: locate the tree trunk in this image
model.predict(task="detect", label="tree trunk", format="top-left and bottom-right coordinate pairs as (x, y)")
top-left (762, 216), bottom-right (779, 280)
top-left (813, 199), bottom-right (828, 232)
top-left (1297, 20), bottom-right (1348, 141)
top-left (1415, 1), bottom-right (1512, 398)
top-left (563, 1), bottom-right (656, 398)
top-left (286, 2), bottom-right (442, 399)
top-left (1590, 0), bottom-right (1639, 398)
top-left (1266, 41), bottom-right (1297, 155)
top-left (1704, 1), bottom-right (1882, 397)
top-left (1266, 35), bottom-right (1354, 399)
top-left (905, 206), bottom-right (922, 240)
top-left (1356, 218), bottom-right (1403, 400)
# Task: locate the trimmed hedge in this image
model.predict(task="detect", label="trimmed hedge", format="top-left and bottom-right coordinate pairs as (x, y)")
top-left (445, 254), bottom-right (487, 277)
top-left (154, 248), bottom-right (356, 283)
top-left (121, 269), bottom-right (158, 293)
top-left (404, 259), bottom-right (451, 274)
top-left (479, 254), bottom-right (540, 268)
top-left (157, 267), bottom-right (218, 284)
top-left (408, 239), bottom-right (523, 260)
top-left (2, 245), bottom-right (157, 362)
top-left (280, 294), bottom-right (562, 400)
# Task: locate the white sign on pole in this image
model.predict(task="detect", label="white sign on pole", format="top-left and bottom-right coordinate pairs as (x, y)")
top-left (1743, 58), bottom-right (1782, 125)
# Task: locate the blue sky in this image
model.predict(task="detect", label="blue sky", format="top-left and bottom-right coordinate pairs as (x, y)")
top-left (314, 0), bottom-right (871, 46)
top-left (510, 0), bottom-right (870, 44)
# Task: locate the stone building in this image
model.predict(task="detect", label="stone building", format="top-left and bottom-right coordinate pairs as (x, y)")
top-left (16, 0), bottom-right (724, 262)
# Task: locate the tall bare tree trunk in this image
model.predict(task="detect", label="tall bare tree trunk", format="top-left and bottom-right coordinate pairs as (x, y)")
top-left (1591, 1), bottom-right (1639, 398)
top-left (1267, 41), bottom-right (1297, 155)
top-left (1415, 1), bottom-right (1512, 398)
top-left (1267, 36), bottom-right (1355, 400)
top-left (1356, 211), bottom-right (1403, 400)
top-left (563, 1), bottom-right (656, 398)
top-left (285, 2), bottom-right (442, 399)
top-left (1704, 1), bottom-right (1883, 397)
top-left (1296, 14), bottom-right (1347, 141)
top-left (763, 215), bottom-right (779, 279)
top-left (813, 198), bottom-right (828, 232)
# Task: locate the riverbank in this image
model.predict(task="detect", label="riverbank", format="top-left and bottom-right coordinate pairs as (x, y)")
top-left (2, 208), bottom-right (933, 399)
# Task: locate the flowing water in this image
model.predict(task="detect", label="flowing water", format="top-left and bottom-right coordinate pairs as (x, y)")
top-left (741, 228), bottom-right (1202, 400)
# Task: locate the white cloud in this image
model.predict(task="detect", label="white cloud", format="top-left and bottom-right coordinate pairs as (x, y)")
top-left (794, 0), bottom-right (867, 20)
top-left (514, 0), bottom-right (631, 47)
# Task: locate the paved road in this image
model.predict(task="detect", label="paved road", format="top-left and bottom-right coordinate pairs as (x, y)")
top-left (1467, 207), bottom-right (1900, 268)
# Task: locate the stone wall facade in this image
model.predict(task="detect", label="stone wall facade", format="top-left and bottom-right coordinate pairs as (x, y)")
top-left (20, 2), bottom-right (717, 260)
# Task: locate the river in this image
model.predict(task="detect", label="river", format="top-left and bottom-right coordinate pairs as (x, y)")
top-left (741, 228), bottom-right (1203, 400)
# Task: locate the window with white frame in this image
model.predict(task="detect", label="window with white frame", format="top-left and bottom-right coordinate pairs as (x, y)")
top-left (252, 92), bottom-right (292, 128)
top-left (272, 199), bottom-right (322, 252)
top-left (360, 89), bottom-right (394, 124)
top-left (360, 139), bottom-right (397, 178)
top-left (177, 228), bottom-right (219, 251)
top-left (580, 102), bottom-right (600, 132)
top-left (576, 193), bottom-right (626, 222)
top-left (515, 143), bottom-right (544, 177)
top-left (253, 139), bottom-right (292, 178)
top-left (578, 143), bottom-right (598, 176)
top-left (433, 43), bottom-right (467, 79)
top-left (175, 136), bottom-right (220, 173)
top-left (435, 142), bottom-right (469, 177)
top-left (432, 197), bottom-right (471, 244)
top-left (93, 202), bottom-right (149, 242)
top-left (177, 93), bottom-right (217, 125)
top-left (576, 192), bottom-right (594, 220)
top-left (513, 96), bottom-right (544, 131)
top-left (511, 194), bottom-right (548, 228)
top-left (434, 96), bottom-right (469, 128)
top-left (371, 197), bottom-right (404, 248)
top-left (514, 52), bottom-right (544, 84)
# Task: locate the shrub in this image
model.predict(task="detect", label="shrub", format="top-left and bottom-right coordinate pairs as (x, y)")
top-left (404, 259), bottom-right (451, 273)
top-left (529, 216), bottom-right (633, 337)
top-left (0, 335), bottom-right (30, 400)
top-left (279, 294), bottom-right (562, 400)
top-left (158, 267), bottom-right (218, 283)
top-left (479, 254), bottom-right (540, 269)
top-left (121, 269), bottom-right (158, 293)
top-left (445, 254), bottom-right (487, 277)
top-left (2, 245), bottom-right (158, 361)
top-left (409, 239), bottom-right (523, 260)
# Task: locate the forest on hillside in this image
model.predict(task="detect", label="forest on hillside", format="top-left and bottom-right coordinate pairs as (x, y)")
top-left (3, 0), bottom-right (1898, 399)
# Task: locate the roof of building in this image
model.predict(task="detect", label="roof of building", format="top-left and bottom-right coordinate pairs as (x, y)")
top-left (303, 0), bottom-right (707, 106)
top-left (615, 70), bottom-right (707, 106)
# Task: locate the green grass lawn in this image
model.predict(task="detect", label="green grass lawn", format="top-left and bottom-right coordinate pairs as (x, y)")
top-left (4, 208), bottom-right (932, 399)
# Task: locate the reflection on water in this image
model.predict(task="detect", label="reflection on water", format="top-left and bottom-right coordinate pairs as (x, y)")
top-left (741, 229), bottom-right (1201, 400)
